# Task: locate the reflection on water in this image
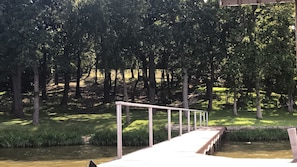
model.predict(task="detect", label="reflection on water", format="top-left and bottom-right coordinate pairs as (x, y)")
top-left (0, 141), bottom-right (293, 166)
top-left (214, 141), bottom-right (293, 159)
top-left (0, 145), bottom-right (143, 167)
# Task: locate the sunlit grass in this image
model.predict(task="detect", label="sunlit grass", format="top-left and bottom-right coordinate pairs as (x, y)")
top-left (124, 120), bottom-right (148, 132)
top-left (213, 87), bottom-right (229, 92)
top-left (2, 107), bottom-right (296, 132)
top-left (208, 108), bottom-right (297, 127)
top-left (1, 78), bottom-right (297, 146)
top-left (1, 119), bottom-right (32, 126)
top-left (0, 111), bottom-right (118, 135)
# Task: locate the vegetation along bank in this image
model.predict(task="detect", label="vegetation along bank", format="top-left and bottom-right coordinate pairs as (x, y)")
top-left (1, 1), bottom-right (297, 149)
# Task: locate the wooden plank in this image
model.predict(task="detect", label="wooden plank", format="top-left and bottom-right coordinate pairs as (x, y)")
top-left (96, 126), bottom-right (294, 167)
top-left (97, 127), bottom-right (225, 167)
top-left (196, 126), bottom-right (225, 154)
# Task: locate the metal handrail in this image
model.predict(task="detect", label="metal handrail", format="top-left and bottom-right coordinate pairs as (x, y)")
top-left (116, 101), bottom-right (208, 159)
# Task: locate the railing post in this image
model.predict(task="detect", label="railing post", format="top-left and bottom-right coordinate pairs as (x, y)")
top-left (194, 111), bottom-right (197, 130)
top-left (179, 110), bottom-right (182, 136)
top-left (287, 128), bottom-right (297, 162)
top-left (148, 107), bottom-right (153, 147)
top-left (187, 110), bottom-right (190, 132)
top-left (167, 109), bottom-right (171, 140)
top-left (116, 103), bottom-right (122, 159)
top-left (115, 101), bottom-right (209, 160)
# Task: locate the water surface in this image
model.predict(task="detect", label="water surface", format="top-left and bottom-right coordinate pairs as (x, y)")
top-left (0, 141), bottom-right (293, 167)
top-left (0, 145), bottom-right (143, 167)
top-left (214, 141), bottom-right (293, 159)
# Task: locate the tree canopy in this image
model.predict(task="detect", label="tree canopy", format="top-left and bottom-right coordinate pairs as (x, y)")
top-left (0, 0), bottom-right (296, 123)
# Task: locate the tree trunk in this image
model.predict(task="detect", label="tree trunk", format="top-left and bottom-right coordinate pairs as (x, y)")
top-left (206, 61), bottom-right (214, 112)
top-left (141, 55), bottom-right (149, 93)
top-left (113, 69), bottom-right (118, 96)
top-left (161, 69), bottom-right (165, 84)
top-left (130, 68), bottom-right (134, 79)
top-left (41, 51), bottom-right (47, 100)
top-left (54, 64), bottom-right (59, 85)
top-left (148, 53), bottom-right (156, 105)
top-left (255, 78), bottom-right (263, 119)
top-left (159, 69), bottom-right (166, 104)
top-left (132, 77), bottom-right (139, 103)
top-left (287, 82), bottom-right (294, 113)
top-left (33, 66), bottom-right (39, 125)
top-left (60, 72), bottom-right (70, 106)
top-left (206, 80), bottom-right (213, 112)
top-left (75, 54), bottom-right (82, 98)
top-left (103, 70), bottom-right (111, 103)
top-left (85, 65), bottom-right (92, 79)
top-left (233, 88), bottom-right (238, 116)
top-left (11, 66), bottom-right (24, 118)
top-left (166, 70), bottom-right (171, 99)
top-left (94, 53), bottom-right (99, 84)
top-left (182, 68), bottom-right (189, 117)
top-left (121, 69), bottom-right (130, 124)
top-left (288, 92), bottom-right (294, 113)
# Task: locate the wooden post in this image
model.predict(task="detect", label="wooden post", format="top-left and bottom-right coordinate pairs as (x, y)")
top-left (179, 110), bottom-right (183, 136)
top-left (187, 110), bottom-right (191, 132)
top-left (148, 107), bottom-right (153, 147)
top-left (287, 128), bottom-right (297, 162)
top-left (167, 109), bottom-right (171, 140)
top-left (116, 103), bottom-right (122, 159)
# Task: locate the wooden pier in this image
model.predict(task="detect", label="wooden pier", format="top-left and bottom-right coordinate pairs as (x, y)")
top-left (100, 102), bottom-right (295, 167)
top-left (96, 126), bottom-right (295, 167)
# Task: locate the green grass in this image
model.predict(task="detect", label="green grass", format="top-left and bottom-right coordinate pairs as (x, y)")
top-left (0, 112), bottom-right (117, 135)
top-left (1, 85), bottom-right (297, 147)
top-left (0, 102), bottom-right (296, 147)
top-left (208, 109), bottom-right (297, 126)
top-left (1, 106), bottom-right (296, 135)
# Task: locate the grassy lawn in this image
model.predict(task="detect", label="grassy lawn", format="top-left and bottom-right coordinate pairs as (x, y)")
top-left (208, 109), bottom-right (297, 126)
top-left (0, 95), bottom-right (296, 147)
top-left (1, 69), bottom-right (295, 132)
top-left (0, 69), bottom-right (296, 147)
top-left (1, 104), bottom-right (296, 136)
top-left (1, 84), bottom-right (296, 135)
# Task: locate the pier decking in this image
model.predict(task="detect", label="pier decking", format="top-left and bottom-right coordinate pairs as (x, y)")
top-left (103, 102), bottom-right (295, 167)
top-left (97, 126), bottom-right (294, 167)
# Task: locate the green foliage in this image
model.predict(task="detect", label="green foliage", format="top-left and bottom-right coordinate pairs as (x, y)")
top-left (0, 99), bottom-right (296, 148)
top-left (90, 129), bottom-right (179, 146)
top-left (89, 130), bottom-right (117, 146)
top-left (0, 130), bottom-right (82, 148)
top-left (1, 0), bottom-right (297, 150)
top-left (225, 128), bottom-right (289, 142)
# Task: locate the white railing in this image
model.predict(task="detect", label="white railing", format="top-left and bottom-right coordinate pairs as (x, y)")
top-left (116, 101), bottom-right (208, 159)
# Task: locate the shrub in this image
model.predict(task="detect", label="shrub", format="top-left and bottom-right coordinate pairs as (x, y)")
top-left (0, 131), bottom-right (82, 148)
top-left (90, 129), bottom-right (179, 146)
top-left (225, 128), bottom-right (289, 142)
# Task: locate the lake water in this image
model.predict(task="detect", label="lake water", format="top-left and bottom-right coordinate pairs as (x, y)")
top-left (214, 141), bottom-right (293, 159)
top-left (0, 145), bottom-right (143, 167)
top-left (0, 141), bottom-right (293, 167)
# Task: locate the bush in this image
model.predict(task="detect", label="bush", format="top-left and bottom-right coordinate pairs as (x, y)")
top-left (89, 130), bottom-right (117, 146)
top-left (90, 130), bottom-right (179, 146)
top-left (225, 128), bottom-right (289, 142)
top-left (0, 130), bottom-right (82, 148)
